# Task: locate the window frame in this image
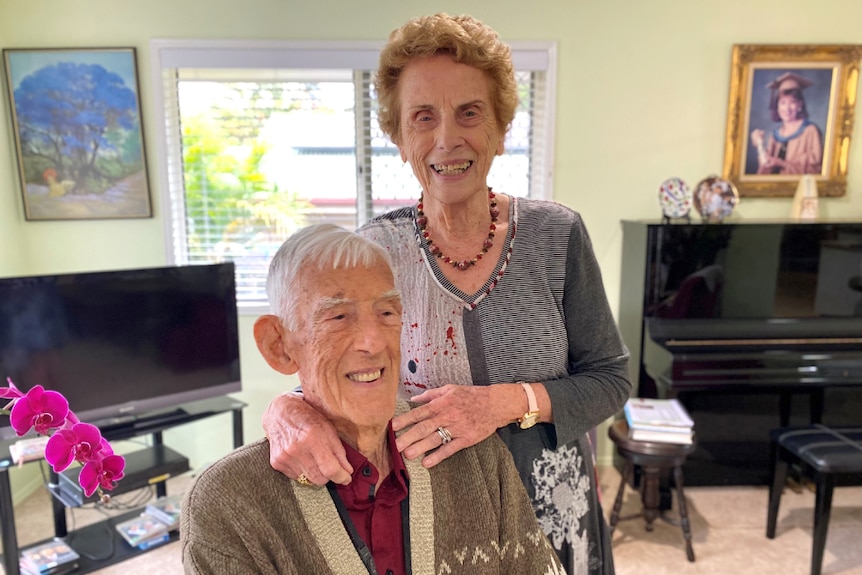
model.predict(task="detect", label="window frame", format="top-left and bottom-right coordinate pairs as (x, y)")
top-left (149, 39), bottom-right (557, 315)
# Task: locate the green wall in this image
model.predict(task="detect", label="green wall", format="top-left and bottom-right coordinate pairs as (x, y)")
top-left (2, 0), bottom-right (862, 483)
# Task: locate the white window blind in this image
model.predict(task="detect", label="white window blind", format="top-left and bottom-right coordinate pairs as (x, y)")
top-left (150, 40), bottom-right (556, 311)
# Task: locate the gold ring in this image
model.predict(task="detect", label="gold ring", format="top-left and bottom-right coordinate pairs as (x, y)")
top-left (296, 473), bottom-right (311, 486)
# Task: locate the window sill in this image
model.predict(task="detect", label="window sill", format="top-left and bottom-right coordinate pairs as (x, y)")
top-left (238, 302), bottom-right (271, 317)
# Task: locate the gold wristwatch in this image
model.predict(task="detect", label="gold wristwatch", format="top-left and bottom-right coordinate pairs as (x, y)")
top-left (517, 382), bottom-right (540, 429)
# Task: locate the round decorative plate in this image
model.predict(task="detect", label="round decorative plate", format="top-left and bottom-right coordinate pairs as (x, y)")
top-left (693, 175), bottom-right (739, 222)
top-left (658, 177), bottom-right (692, 219)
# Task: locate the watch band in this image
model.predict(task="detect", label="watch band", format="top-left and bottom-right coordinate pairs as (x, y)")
top-left (520, 381), bottom-right (538, 415)
top-left (517, 381), bottom-right (540, 430)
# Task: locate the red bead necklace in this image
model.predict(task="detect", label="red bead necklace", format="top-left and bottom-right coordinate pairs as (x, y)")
top-left (416, 188), bottom-right (499, 271)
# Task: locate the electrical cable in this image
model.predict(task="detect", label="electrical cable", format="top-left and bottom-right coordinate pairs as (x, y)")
top-left (39, 461), bottom-right (164, 562)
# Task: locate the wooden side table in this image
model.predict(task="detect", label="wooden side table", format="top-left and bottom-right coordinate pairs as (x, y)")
top-left (607, 419), bottom-right (697, 562)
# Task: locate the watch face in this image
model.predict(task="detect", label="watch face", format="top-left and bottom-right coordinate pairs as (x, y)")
top-left (519, 413), bottom-right (539, 429)
top-left (658, 177), bottom-right (692, 219)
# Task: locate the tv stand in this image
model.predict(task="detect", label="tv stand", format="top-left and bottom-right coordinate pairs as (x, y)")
top-left (0, 395), bottom-right (246, 575)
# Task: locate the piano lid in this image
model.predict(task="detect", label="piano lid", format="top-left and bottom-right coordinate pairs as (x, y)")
top-left (642, 222), bottom-right (862, 323)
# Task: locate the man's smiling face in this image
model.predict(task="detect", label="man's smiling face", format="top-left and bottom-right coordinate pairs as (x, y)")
top-left (284, 260), bottom-right (403, 434)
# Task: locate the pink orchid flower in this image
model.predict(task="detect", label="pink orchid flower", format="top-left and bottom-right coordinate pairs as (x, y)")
top-left (9, 385), bottom-right (69, 436)
top-left (0, 377), bottom-right (25, 412)
top-left (3, 380), bottom-right (124, 499)
top-left (79, 454), bottom-right (126, 497)
top-left (0, 377), bottom-right (25, 399)
top-left (45, 423), bottom-right (110, 473)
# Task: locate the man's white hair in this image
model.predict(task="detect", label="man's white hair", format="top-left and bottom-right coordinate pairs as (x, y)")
top-left (265, 223), bottom-right (394, 330)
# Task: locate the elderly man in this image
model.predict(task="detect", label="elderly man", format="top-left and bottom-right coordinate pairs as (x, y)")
top-left (181, 223), bottom-right (563, 575)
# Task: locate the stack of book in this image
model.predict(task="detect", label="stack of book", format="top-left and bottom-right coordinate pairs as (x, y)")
top-left (623, 397), bottom-right (694, 444)
top-left (19, 539), bottom-right (80, 575)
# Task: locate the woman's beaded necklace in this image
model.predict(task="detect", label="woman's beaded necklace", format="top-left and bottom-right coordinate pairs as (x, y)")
top-left (416, 188), bottom-right (499, 271)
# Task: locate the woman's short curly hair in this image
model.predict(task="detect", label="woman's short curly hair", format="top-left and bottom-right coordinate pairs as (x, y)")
top-left (375, 13), bottom-right (519, 144)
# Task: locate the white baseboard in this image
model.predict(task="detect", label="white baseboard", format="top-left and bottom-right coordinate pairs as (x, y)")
top-left (596, 453), bottom-right (615, 467)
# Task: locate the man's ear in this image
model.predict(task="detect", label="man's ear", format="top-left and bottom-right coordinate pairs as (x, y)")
top-left (253, 315), bottom-right (299, 375)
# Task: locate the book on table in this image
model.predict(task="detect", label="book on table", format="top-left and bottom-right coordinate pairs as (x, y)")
top-left (623, 398), bottom-right (694, 444)
top-left (628, 427), bottom-right (695, 445)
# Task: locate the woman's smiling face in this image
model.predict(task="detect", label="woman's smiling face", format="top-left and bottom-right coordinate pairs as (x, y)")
top-left (396, 54), bottom-right (505, 204)
top-left (777, 93), bottom-right (803, 122)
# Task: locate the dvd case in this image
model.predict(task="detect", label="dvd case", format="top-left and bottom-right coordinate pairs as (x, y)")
top-left (19, 539), bottom-right (80, 574)
top-left (145, 492), bottom-right (184, 530)
top-left (115, 513), bottom-right (169, 548)
top-left (136, 532), bottom-right (170, 550)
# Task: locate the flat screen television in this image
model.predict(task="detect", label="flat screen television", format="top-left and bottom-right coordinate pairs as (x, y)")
top-left (0, 263), bottom-right (241, 440)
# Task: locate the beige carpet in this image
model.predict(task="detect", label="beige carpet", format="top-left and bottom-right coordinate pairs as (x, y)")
top-left (2, 467), bottom-right (861, 574)
top-left (598, 465), bottom-right (862, 575)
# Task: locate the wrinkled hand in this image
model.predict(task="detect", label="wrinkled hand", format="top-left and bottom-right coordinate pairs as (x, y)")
top-left (262, 392), bottom-right (352, 485)
top-left (392, 384), bottom-right (513, 468)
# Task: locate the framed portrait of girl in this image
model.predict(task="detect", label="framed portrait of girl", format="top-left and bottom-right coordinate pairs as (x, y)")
top-left (722, 44), bottom-right (862, 197)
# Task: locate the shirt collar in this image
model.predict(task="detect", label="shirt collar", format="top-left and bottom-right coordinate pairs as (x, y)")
top-left (772, 118), bottom-right (812, 144)
top-left (339, 422), bottom-right (409, 503)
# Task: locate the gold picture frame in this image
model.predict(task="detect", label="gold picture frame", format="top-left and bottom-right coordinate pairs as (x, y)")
top-left (2, 47), bottom-right (152, 220)
top-left (722, 44), bottom-right (862, 197)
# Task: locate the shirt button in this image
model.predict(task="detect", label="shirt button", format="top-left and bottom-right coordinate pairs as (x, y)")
top-left (362, 466), bottom-right (372, 477)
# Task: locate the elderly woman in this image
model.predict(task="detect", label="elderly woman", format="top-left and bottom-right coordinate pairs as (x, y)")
top-left (182, 224), bottom-right (563, 574)
top-left (262, 14), bottom-right (631, 574)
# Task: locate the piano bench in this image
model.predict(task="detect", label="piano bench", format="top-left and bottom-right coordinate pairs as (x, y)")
top-left (766, 425), bottom-right (862, 575)
top-left (607, 420), bottom-right (697, 562)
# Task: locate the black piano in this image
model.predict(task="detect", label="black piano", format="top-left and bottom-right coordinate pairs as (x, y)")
top-left (619, 220), bottom-right (862, 486)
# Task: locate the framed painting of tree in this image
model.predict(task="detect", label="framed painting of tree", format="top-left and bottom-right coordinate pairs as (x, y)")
top-left (2, 48), bottom-right (151, 220)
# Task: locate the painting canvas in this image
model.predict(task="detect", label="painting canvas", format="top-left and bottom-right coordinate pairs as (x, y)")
top-left (2, 48), bottom-right (152, 220)
top-left (722, 44), bottom-right (862, 197)
top-left (743, 67), bottom-right (834, 177)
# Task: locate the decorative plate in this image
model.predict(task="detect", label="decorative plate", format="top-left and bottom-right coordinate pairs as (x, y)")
top-left (693, 175), bottom-right (739, 223)
top-left (658, 177), bottom-right (692, 219)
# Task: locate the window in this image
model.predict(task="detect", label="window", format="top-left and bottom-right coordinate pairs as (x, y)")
top-left (151, 40), bottom-right (556, 311)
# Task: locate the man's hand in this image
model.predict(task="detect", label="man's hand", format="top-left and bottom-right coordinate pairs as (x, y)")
top-left (392, 384), bottom-right (521, 468)
top-left (262, 392), bottom-right (352, 485)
